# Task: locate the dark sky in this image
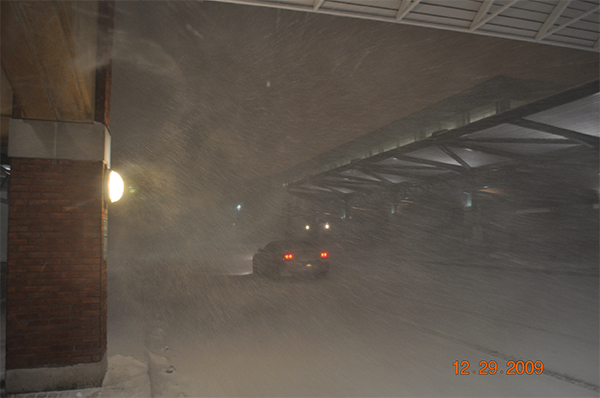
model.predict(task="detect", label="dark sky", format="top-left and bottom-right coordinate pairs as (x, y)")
top-left (107, 1), bottom-right (598, 241)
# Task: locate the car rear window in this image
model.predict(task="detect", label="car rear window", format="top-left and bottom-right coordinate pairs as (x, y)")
top-left (265, 241), bottom-right (315, 252)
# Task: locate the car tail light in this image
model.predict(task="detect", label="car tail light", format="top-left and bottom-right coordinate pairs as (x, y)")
top-left (283, 253), bottom-right (293, 261)
top-left (321, 252), bottom-right (328, 258)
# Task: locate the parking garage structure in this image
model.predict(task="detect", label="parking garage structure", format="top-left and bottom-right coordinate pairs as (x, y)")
top-left (283, 78), bottom-right (599, 264)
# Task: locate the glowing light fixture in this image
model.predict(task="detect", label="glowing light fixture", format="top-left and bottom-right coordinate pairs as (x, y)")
top-left (305, 225), bottom-right (310, 230)
top-left (324, 223), bottom-right (330, 229)
top-left (108, 170), bottom-right (124, 203)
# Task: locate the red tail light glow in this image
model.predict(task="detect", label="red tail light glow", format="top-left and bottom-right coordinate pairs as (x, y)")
top-left (283, 253), bottom-right (293, 261)
top-left (321, 252), bottom-right (328, 258)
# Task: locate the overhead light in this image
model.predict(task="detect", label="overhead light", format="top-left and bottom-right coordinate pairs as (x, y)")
top-left (108, 170), bottom-right (124, 203)
top-left (464, 192), bottom-right (472, 208)
top-left (305, 225), bottom-right (310, 230)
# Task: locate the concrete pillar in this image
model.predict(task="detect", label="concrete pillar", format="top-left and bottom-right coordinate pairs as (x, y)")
top-left (5, 119), bottom-right (110, 394)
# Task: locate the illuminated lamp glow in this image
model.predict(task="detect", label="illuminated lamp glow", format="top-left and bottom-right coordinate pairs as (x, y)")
top-left (305, 225), bottom-right (310, 230)
top-left (321, 252), bottom-right (328, 258)
top-left (324, 223), bottom-right (330, 229)
top-left (108, 171), bottom-right (124, 203)
top-left (283, 253), bottom-right (294, 261)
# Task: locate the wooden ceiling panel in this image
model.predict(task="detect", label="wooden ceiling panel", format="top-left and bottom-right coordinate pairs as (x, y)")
top-left (1, 1), bottom-right (56, 120)
top-left (1, 1), bottom-right (97, 124)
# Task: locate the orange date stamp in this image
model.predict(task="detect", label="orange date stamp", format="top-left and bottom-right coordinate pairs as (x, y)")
top-left (453, 360), bottom-right (544, 375)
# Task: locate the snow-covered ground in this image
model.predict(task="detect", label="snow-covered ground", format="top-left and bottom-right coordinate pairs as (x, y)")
top-left (107, 243), bottom-right (599, 397)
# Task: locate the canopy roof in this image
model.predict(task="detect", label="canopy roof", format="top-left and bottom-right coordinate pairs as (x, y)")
top-left (215, 0), bottom-right (600, 52)
top-left (286, 80), bottom-right (599, 199)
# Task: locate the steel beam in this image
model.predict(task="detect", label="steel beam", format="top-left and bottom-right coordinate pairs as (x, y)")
top-left (358, 164), bottom-right (429, 180)
top-left (396, 0), bottom-right (421, 21)
top-left (396, 155), bottom-right (465, 174)
top-left (469, 0), bottom-right (517, 32)
top-left (511, 119), bottom-right (599, 149)
top-left (544, 5), bottom-right (600, 40)
top-left (325, 183), bottom-right (377, 193)
top-left (535, 1), bottom-right (569, 41)
top-left (438, 145), bottom-right (472, 171)
top-left (470, 0), bottom-right (494, 31)
top-left (462, 138), bottom-right (574, 144)
top-left (455, 141), bottom-right (527, 161)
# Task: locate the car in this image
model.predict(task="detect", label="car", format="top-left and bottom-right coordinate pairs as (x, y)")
top-left (252, 240), bottom-right (330, 279)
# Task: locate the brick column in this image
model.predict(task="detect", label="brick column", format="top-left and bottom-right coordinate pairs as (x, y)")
top-left (5, 119), bottom-right (110, 393)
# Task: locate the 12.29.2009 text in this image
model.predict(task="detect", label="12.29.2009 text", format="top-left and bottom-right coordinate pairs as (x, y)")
top-left (453, 360), bottom-right (544, 375)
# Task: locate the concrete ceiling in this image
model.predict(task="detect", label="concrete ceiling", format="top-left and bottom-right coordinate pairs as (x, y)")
top-left (213, 0), bottom-right (600, 52)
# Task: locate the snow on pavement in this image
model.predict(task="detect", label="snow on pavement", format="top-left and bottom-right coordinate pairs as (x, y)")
top-left (108, 246), bottom-right (599, 397)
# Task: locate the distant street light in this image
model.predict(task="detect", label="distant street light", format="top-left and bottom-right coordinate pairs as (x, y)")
top-left (237, 204), bottom-right (242, 211)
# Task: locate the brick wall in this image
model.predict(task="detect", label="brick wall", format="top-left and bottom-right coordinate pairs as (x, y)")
top-left (6, 157), bottom-right (108, 369)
